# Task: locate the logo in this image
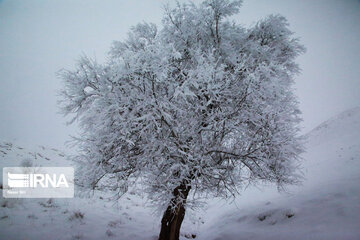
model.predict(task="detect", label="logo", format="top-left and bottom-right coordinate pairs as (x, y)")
top-left (2, 167), bottom-right (74, 198)
top-left (8, 173), bottom-right (69, 188)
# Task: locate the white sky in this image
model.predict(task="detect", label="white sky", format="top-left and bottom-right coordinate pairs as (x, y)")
top-left (0, 0), bottom-right (359, 149)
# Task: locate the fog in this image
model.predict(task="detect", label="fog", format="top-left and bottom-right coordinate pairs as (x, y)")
top-left (0, 0), bottom-right (359, 149)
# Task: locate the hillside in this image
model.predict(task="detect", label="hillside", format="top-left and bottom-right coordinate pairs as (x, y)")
top-left (197, 107), bottom-right (360, 240)
top-left (0, 141), bottom-right (160, 240)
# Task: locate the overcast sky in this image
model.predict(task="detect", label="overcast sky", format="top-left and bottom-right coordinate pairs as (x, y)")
top-left (0, 0), bottom-right (359, 150)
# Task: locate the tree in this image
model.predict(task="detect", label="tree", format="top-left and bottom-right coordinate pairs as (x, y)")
top-left (59, 1), bottom-right (305, 239)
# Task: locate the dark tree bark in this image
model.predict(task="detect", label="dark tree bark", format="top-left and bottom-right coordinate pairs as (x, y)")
top-left (158, 181), bottom-right (191, 240)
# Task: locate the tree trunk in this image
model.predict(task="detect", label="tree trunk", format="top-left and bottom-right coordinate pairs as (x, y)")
top-left (158, 182), bottom-right (191, 240)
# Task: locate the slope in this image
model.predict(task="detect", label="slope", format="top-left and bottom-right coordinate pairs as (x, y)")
top-left (196, 107), bottom-right (360, 240)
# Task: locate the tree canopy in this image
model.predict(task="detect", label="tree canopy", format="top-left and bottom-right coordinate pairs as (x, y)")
top-left (59, 0), bottom-right (305, 212)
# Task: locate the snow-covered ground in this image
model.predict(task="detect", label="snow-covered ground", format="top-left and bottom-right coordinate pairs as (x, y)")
top-left (0, 141), bottom-right (160, 240)
top-left (1, 107), bottom-right (360, 239)
top-left (197, 107), bottom-right (360, 240)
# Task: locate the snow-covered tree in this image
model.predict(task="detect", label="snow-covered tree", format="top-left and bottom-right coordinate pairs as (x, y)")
top-left (59, 0), bottom-right (305, 239)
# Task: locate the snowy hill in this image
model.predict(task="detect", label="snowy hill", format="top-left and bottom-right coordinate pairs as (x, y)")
top-left (0, 141), bottom-right (160, 240)
top-left (306, 106), bottom-right (360, 147)
top-left (1, 107), bottom-right (360, 240)
top-left (197, 107), bottom-right (360, 240)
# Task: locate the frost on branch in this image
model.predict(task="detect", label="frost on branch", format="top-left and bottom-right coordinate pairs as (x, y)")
top-left (59, 0), bottom-right (305, 211)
